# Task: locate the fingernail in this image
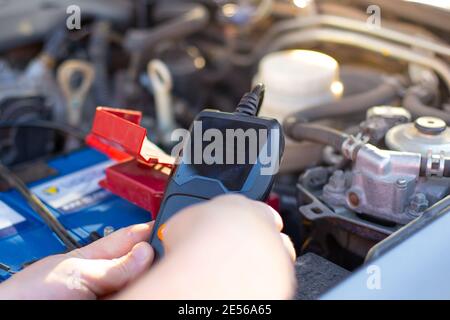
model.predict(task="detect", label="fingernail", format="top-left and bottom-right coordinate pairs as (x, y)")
top-left (132, 243), bottom-right (151, 264)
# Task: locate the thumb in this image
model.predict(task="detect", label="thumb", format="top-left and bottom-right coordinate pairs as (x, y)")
top-left (81, 242), bottom-right (154, 297)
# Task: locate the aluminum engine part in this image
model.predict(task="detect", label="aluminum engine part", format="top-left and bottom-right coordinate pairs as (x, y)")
top-left (385, 116), bottom-right (450, 156)
top-left (360, 106), bottom-right (411, 144)
top-left (323, 142), bottom-right (450, 225)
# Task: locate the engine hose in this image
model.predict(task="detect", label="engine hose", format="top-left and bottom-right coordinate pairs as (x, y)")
top-left (283, 119), bottom-right (349, 151)
top-left (286, 78), bottom-right (401, 125)
top-left (124, 4), bottom-right (209, 52)
top-left (403, 86), bottom-right (450, 125)
top-left (124, 3), bottom-right (209, 75)
top-left (339, 67), bottom-right (386, 95)
top-left (283, 74), bottom-right (400, 149)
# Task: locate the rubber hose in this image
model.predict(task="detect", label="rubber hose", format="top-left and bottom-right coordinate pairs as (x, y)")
top-left (283, 74), bottom-right (400, 148)
top-left (339, 67), bottom-right (386, 95)
top-left (124, 3), bottom-right (209, 79)
top-left (124, 4), bottom-right (209, 53)
top-left (284, 120), bottom-right (349, 151)
top-left (403, 86), bottom-right (450, 125)
top-left (288, 79), bottom-right (400, 124)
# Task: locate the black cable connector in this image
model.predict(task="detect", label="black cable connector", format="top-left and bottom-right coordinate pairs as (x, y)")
top-left (235, 83), bottom-right (265, 116)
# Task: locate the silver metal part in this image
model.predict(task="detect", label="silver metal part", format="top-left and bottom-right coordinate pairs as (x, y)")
top-left (327, 142), bottom-right (421, 224)
top-left (366, 106), bottom-right (411, 122)
top-left (385, 116), bottom-right (450, 156)
top-left (361, 106), bottom-right (411, 144)
top-left (298, 183), bottom-right (399, 241)
top-left (323, 137), bottom-right (450, 225)
top-left (341, 135), bottom-right (367, 161)
top-left (407, 193), bottom-right (429, 217)
top-left (426, 150), bottom-right (446, 177)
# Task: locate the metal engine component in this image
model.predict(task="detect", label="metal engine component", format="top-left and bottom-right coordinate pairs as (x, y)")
top-left (360, 106), bottom-right (411, 144)
top-left (324, 141), bottom-right (449, 224)
top-left (386, 116), bottom-right (450, 156)
top-left (307, 113), bottom-right (450, 228)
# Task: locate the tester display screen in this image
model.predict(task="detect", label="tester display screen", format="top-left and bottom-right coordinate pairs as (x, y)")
top-left (182, 116), bottom-right (268, 191)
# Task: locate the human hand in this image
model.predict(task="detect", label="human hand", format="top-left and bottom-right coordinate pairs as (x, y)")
top-left (116, 195), bottom-right (296, 300)
top-left (0, 222), bottom-right (154, 300)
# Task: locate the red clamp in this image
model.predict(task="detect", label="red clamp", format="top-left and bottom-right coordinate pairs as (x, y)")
top-left (87, 107), bottom-right (280, 218)
top-left (86, 107), bottom-right (173, 218)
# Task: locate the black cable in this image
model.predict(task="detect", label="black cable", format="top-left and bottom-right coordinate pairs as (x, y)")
top-left (235, 83), bottom-right (266, 116)
top-left (0, 262), bottom-right (16, 275)
top-left (283, 118), bottom-right (349, 151)
top-left (0, 120), bottom-right (87, 141)
top-left (403, 86), bottom-right (450, 125)
top-left (284, 78), bottom-right (400, 125)
top-left (0, 163), bottom-right (80, 251)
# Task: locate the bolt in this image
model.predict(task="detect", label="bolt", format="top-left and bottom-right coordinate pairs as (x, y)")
top-left (408, 193), bottom-right (429, 216)
top-left (328, 170), bottom-right (346, 192)
top-left (396, 178), bottom-right (408, 188)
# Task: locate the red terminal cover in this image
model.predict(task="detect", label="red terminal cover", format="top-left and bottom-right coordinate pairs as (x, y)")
top-left (86, 107), bottom-right (174, 218)
top-left (99, 160), bottom-right (171, 219)
top-left (86, 107), bottom-right (174, 165)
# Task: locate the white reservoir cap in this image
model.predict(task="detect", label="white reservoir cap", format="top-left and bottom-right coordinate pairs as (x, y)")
top-left (256, 50), bottom-right (342, 121)
top-left (254, 50), bottom-right (342, 172)
top-left (259, 50), bottom-right (340, 98)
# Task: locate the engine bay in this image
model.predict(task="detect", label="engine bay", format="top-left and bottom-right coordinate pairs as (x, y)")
top-left (0, 0), bottom-right (450, 299)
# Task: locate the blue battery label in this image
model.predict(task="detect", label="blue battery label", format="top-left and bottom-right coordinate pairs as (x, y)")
top-left (31, 161), bottom-right (115, 214)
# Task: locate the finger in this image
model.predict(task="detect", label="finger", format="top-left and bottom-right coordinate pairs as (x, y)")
top-left (280, 233), bottom-right (296, 261)
top-left (81, 241), bottom-right (154, 296)
top-left (73, 222), bottom-right (154, 259)
top-left (253, 201), bottom-right (284, 232)
top-left (212, 195), bottom-right (283, 231)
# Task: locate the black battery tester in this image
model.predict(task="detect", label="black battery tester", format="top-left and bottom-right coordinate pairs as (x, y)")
top-left (149, 84), bottom-right (285, 257)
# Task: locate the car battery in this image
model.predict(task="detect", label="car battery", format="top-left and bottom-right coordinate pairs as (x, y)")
top-left (0, 147), bottom-right (152, 282)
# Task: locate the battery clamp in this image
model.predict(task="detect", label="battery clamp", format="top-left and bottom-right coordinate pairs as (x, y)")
top-left (86, 107), bottom-right (174, 218)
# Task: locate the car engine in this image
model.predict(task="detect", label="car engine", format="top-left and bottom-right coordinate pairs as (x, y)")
top-left (0, 0), bottom-right (449, 299)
